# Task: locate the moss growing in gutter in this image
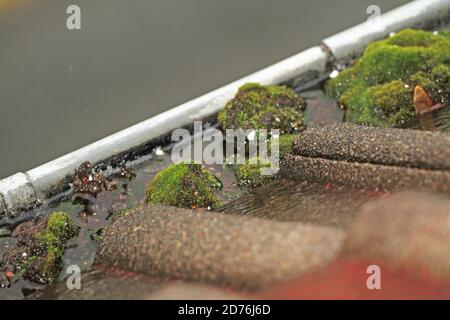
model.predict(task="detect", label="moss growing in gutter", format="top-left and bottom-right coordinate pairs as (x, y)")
top-left (235, 157), bottom-right (276, 189)
top-left (410, 64), bottom-right (450, 107)
top-left (325, 29), bottom-right (450, 127)
top-left (145, 162), bottom-right (223, 210)
top-left (36, 212), bottom-right (79, 281)
top-left (233, 134), bottom-right (296, 189)
top-left (0, 212), bottom-right (78, 287)
top-left (278, 134), bottom-right (295, 156)
top-left (218, 83), bottom-right (306, 134)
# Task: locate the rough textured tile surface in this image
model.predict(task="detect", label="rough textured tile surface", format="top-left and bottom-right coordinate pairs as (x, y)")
top-left (292, 123), bottom-right (450, 171)
top-left (97, 205), bottom-right (344, 290)
top-left (281, 154), bottom-right (450, 192)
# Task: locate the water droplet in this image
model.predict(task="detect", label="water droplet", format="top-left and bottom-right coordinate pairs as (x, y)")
top-left (247, 130), bottom-right (256, 141)
top-left (329, 70), bottom-right (339, 78)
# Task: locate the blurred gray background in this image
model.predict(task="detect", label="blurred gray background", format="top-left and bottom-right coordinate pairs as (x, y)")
top-left (0, 0), bottom-right (410, 178)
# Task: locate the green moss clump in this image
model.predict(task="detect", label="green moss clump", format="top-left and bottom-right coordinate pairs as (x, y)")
top-left (439, 29), bottom-right (450, 39)
top-left (145, 162), bottom-right (223, 210)
top-left (218, 83), bottom-right (306, 134)
top-left (235, 157), bottom-right (277, 189)
top-left (264, 133), bottom-right (296, 156)
top-left (325, 29), bottom-right (450, 127)
top-left (278, 134), bottom-right (295, 156)
top-left (36, 212), bottom-right (79, 282)
top-left (0, 212), bottom-right (78, 286)
top-left (410, 64), bottom-right (450, 107)
top-left (342, 80), bottom-right (416, 127)
top-left (233, 134), bottom-right (294, 189)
